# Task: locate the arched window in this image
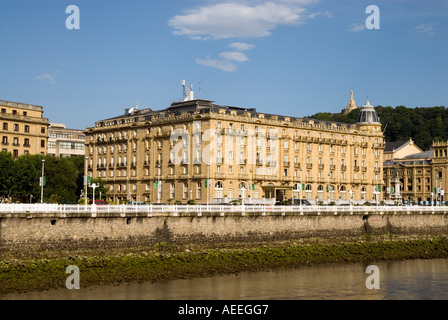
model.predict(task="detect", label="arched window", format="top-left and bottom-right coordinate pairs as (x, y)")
top-left (317, 185), bottom-right (324, 200)
top-left (293, 183), bottom-right (302, 198)
top-left (361, 186), bottom-right (367, 200)
top-left (215, 181), bottom-right (223, 198)
top-left (305, 184), bottom-right (312, 200)
top-left (197, 182), bottom-right (202, 199)
top-left (183, 183), bottom-right (188, 199)
top-left (238, 182), bottom-right (247, 198)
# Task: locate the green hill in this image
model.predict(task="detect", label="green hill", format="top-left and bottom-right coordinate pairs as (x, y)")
top-left (306, 105), bottom-right (448, 151)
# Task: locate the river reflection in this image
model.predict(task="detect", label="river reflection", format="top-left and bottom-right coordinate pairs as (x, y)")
top-left (2, 259), bottom-right (448, 300)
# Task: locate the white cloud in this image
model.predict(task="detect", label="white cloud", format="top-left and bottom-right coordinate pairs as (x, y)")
top-left (168, 1), bottom-right (308, 40)
top-left (219, 51), bottom-right (249, 62)
top-left (229, 42), bottom-right (255, 51)
top-left (172, 1), bottom-right (323, 72)
top-left (196, 57), bottom-right (238, 72)
top-left (307, 10), bottom-right (332, 19)
top-left (348, 23), bottom-right (365, 32)
top-left (35, 73), bottom-right (56, 85)
top-left (411, 23), bottom-right (439, 35)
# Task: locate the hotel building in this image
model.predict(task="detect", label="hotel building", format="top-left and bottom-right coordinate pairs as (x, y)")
top-left (85, 92), bottom-right (385, 204)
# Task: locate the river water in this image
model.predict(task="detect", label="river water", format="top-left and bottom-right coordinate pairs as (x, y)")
top-left (2, 258), bottom-right (448, 300)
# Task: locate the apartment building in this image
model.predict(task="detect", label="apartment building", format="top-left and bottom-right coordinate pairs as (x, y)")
top-left (48, 123), bottom-right (85, 157)
top-left (0, 99), bottom-right (49, 157)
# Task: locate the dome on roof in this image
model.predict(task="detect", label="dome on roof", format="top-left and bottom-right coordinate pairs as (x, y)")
top-left (356, 98), bottom-right (380, 124)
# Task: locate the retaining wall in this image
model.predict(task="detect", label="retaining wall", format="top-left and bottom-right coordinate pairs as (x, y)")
top-left (1, 210), bottom-right (448, 254)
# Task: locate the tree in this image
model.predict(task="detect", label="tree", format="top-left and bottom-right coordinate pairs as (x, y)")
top-left (43, 156), bottom-right (79, 204)
top-left (11, 154), bottom-right (42, 203)
top-left (307, 105), bottom-right (447, 151)
top-left (0, 151), bottom-right (14, 201)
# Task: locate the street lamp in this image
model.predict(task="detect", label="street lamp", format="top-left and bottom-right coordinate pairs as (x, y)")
top-left (40, 159), bottom-right (45, 203)
top-left (91, 183), bottom-right (97, 205)
top-left (250, 169), bottom-right (253, 203)
top-left (207, 162), bottom-right (210, 207)
top-left (299, 168), bottom-right (303, 207)
top-left (85, 156), bottom-right (89, 208)
top-left (157, 164), bottom-right (161, 203)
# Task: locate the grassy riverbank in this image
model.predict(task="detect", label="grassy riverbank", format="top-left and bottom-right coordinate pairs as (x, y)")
top-left (1, 236), bottom-right (448, 295)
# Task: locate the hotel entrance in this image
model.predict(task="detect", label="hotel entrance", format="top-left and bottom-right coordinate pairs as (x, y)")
top-left (262, 184), bottom-right (293, 202)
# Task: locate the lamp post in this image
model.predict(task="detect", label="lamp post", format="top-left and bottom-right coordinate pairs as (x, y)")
top-left (207, 162), bottom-right (210, 207)
top-left (91, 183), bottom-right (97, 205)
top-left (349, 190), bottom-right (353, 206)
top-left (40, 159), bottom-right (45, 203)
top-left (157, 164), bottom-right (161, 203)
top-left (85, 156), bottom-right (89, 208)
top-left (250, 169), bottom-right (253, 203)
top-left (299, 168), bottom-right (303, 207)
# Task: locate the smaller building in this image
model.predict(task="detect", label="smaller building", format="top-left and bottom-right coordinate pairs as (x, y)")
top-left (0, 99), bottom-right (49, 157)
top-left (383, 140), bottom-right (448, 205)
top-left (383, 138), bottom-right (422, 161)
top-left (47, 123), bottom-right (85, 157)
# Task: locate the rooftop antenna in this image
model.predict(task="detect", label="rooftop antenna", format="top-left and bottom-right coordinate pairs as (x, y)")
top-left (136, 99), bottom-right (139, 110)
top-left (198, 81), bottom-right (202, 99)
top-left (181, 80), bottom-right (194, 101)
top-left (181, 80), bottom-right (186, 101)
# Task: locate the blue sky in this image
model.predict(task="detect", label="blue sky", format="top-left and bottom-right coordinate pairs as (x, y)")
top-left (0, 0), bottom-right (447, 129)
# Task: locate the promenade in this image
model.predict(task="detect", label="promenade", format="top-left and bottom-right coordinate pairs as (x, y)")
top-left (1, 203), bottom-right (448, 217)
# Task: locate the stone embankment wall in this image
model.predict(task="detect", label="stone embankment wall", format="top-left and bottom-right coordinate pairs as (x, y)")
top-left (1, 209), bottom-right (448, 254)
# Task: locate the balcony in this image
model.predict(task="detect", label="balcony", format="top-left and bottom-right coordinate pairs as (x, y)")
top-left (283, 161), bottom-right (290, 167)
top-left (306, 163), bottom-right (313, 169)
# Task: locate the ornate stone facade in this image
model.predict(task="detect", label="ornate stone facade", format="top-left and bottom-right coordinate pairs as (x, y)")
top-left (85, 98), bottom-right (384, 204)
top-left (383, 141), bottom-right (448, 204)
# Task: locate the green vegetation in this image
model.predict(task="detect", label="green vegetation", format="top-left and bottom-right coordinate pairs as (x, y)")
top-left (1, 237), bottom-right (448, 294)
top-left (307, 105), bottom-right (448, 151)
top-left (0, 153), bottom-right (93, 204)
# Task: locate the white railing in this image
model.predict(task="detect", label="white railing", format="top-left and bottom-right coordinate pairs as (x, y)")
top-left (0, 203), bottom-right (448, 216)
